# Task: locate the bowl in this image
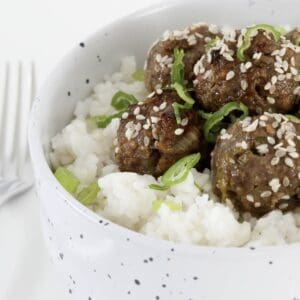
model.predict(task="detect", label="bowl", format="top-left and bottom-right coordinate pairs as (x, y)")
top-left (28, 0), bottom-right (300, 299)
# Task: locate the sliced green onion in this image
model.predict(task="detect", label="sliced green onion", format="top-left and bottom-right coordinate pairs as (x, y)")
top-left (171, 48), bottom-right (185, 85)
top-left (286, 114), bottom-right (300, 123)
top-left (148, 184), bottom-right (170, 191)
top-left (203, 102), bottom-right (249, 143)
top-left (87, 110), bottom-right (124, 128)
top-left (172, 82), bottom-right (195, 105)
top-left (132, 69), bottom-right (145, 81)
top-left (237, 24), bottom-right (282, 61)
top-left (172, 102), bottom-right (193, 124)
top-left (54, 167), bottom-right (80, 194)
top-left (152, 200), bottom-right (182, 212)
top-left (198, 110), bottom-right (213, 120)
top-left (111, 91), bottom-right (138, 110)
top-left (205, 37), bottom-right (220, 52)
top-left (77, 182), bottom-right (100, 206)
top-left (149, 153), bottom-right (201, 190)
top-left (170, 48), bottom-right (195, 124)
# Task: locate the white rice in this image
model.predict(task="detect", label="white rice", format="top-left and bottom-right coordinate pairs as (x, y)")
top-left (50, 56), bottom-right (300, 247)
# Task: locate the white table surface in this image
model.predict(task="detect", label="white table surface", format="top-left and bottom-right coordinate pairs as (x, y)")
top-left (0, 1), bottom-right (161, 299)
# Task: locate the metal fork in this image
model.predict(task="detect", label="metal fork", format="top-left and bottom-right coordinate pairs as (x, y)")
top-left (0, 62), bottom-right (36, 206)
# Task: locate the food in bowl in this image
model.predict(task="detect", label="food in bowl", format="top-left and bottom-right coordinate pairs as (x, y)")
top-left (50, 23), bottom-right (300, 247)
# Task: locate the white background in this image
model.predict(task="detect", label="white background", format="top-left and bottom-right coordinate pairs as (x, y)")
top-left (0, 0), bottom-right (162, 299)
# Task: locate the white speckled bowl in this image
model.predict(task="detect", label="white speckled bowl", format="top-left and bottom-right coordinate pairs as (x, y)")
top-left (28, 1), bottom-right (300, 299)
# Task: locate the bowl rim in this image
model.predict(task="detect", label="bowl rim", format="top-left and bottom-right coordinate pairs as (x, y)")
top-left (28, 0), bottom-right (300, 256)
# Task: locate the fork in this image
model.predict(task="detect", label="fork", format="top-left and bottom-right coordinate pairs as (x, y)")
top-left (0, 62), bottom-right (36, 207)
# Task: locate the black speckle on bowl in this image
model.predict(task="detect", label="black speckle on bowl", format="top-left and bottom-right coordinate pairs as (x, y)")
top-left (134, 279), bottom-right (140, 285)
top-left (79, 42), bottom-right (85, 48)
top-left (80, 234), bottom-right (84, 239)
top-left (67, 91), bottom-right (71, 96)
top-left (68, 289), bottom-right (72, 294)
top-left (86, 79), bottom-right (90, 84)
top-left (59, 252), bottom-right (64, 260)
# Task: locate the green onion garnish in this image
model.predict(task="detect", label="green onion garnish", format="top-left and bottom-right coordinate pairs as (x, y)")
top-left (205, 37), bottom-right (220, 52)
top-left (198, 110), bottom-right (213, 120)
top-left (149, 153), bottom-right (201, 190)
top-left (172, 82), bottom-right (195, 105)
top-left (77, 182), bottom-right (100, 206)
top-left (87, 90), bottom-right (137, 128)
top-left (286, 114), bottom-right (300, 123)
top-left (171, 48), bottom-right (185, 85)
top-left (170, 49), bottom-right (195, 124)
top-left (237, 24), bottom-right (282, 61)
top-left (201, 102), bottom-right (249, 143)
top-left (132, 69), bottom-right (145, 81)
top-left (172, 102), bottom-right (193, 124)
top-left (87, 110), bottom-right (124, 128)
top-left (111, 91), bottom-right (138, 110)
top-left (152, 200), bottom-right (182, 212)
top-left (54, 167), bottom-right (80, 194)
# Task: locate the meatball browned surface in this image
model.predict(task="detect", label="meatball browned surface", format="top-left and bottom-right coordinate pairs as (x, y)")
top-left (212, 113), bottom-right (300, 216)
top-left (115, 91), bottom-right (206, 177)
top-left (194, 30), bottom-right (300, 114)
top-left (286, 29), bottom-right (300, 46)
top-left (144, 24), bottom-right (220, 91)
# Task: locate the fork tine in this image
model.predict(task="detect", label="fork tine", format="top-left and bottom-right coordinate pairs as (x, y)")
top-left (0, 63), bottom-right (10, 177)
top-left (12, 62), bottom-right (23, 176)
top-left (23, 62), bottom-right (36, 169)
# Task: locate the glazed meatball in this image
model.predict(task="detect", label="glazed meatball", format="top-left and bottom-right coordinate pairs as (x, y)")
top-left (211, 113), bottom-right (300, 216)
top-left (194, 30), bottom-right (300, 114)
top-left (286, 29), bottom-right (300, 46)
top-left (115, 91), bottom-right (206, 177)
top-left (144, 23), bottom-right (220, 91)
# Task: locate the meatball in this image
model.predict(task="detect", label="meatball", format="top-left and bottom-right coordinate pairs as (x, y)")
top-left (211, 113), bottom-right (300, 216)
top-left (115, 91), bottom-right (206, 177)
top-left (286, 29), bottom-right (300, 46)
top-left (144, 23), bottom-right (220, 91)
top-left (194, 30), bottom-right (300, 114)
